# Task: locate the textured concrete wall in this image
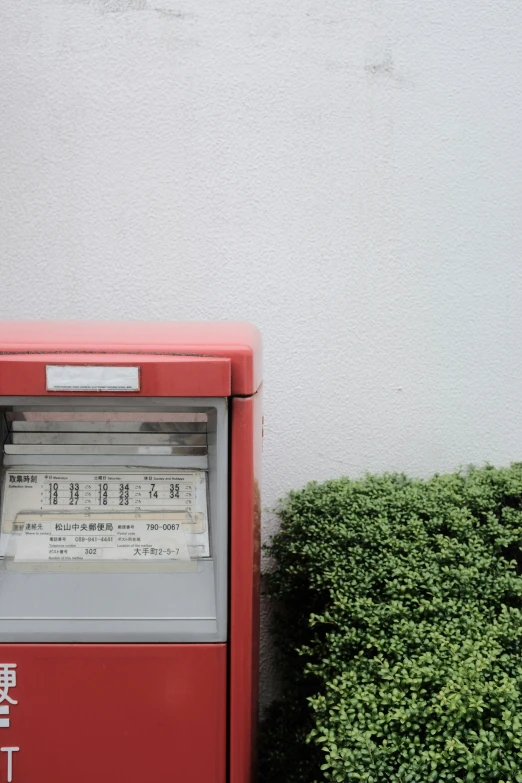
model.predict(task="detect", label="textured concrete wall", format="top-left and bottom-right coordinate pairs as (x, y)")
top-left (2, 0), bottom-right (522, 706)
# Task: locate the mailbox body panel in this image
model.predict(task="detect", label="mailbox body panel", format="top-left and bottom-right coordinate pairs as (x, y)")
top-left (229, 391), bottom-right (262, 783)
top-left (0, 643), bottom-right (227, 783)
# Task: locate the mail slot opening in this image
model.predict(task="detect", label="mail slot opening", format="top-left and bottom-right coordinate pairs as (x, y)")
top-left (3, 409), bottom-right (209, 455)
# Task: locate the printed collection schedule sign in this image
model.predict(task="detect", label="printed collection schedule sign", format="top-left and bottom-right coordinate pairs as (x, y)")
top-left (39, 475), bottom-right (192, 511)
top-left (0, 468), bottom-right (210, 561)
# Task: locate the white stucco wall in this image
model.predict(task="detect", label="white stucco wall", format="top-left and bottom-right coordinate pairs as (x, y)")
top-left (2, 0), bottom-right (522, 706)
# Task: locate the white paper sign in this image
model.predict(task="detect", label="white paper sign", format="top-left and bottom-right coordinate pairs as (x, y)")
top-left (0, 468), bottom-right (210, 560)
top-left (46, 365), bottom-right (140, 392)
top-left (13, 514), bottom-right (190, 562)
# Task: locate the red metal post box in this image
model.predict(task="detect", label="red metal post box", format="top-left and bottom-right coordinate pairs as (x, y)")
top-left (0, 321), bottom-right (262, 783)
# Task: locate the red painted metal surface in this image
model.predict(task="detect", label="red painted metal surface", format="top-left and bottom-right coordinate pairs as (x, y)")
top-left (0, 322), bottom-right (263, 783)
top-left (229, 389), bottom-right (263, 783)
top-left (0, 353), bottom-right (231, 397)
top-left (0, 644), bottom-right (227, 783)
top-left (0, 321), bottom-right (261, 395)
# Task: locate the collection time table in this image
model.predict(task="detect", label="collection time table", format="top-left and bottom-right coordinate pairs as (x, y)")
top-left (40, 472), bottom-right (195, 513)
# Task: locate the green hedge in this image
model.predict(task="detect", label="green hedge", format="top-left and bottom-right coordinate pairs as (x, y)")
top-left (260, 466), bottom-right (522, 783)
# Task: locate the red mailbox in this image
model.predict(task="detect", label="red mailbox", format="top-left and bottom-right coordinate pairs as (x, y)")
top-left (0, 321), bottom-right (262, 783)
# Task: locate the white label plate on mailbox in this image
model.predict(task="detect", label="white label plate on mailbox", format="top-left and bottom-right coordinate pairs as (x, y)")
top-left (46, 365), bottom-right (140, 392)
top-left (0, 468), bottom-right (209, 561)
top-left (12, 513), bottom-right (191, 562)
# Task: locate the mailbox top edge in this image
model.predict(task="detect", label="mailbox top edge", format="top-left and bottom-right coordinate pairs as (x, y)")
top-left (0, 321), bottom-right (262, 396)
